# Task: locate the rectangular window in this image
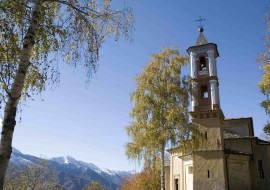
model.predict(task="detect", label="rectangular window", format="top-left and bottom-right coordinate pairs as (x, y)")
top-left (175, 178), bottom-right (179, 190)
top-left (257, 160), bottom-right (264, 179)
top-left (201, 85), bottom-right (208, 99)
top-left (208, 170), bottom-right (210, 178)
top-left (205, 131), bottom-right (208, 139)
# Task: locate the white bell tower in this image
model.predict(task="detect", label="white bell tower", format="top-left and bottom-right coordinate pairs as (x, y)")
top-left (187, 26), bottom-right (228, 190)
top-left (188, 27), bottom-right (220, 112)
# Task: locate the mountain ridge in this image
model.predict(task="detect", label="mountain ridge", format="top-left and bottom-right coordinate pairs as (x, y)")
top-left (9, 147), bottom-right (132, 190)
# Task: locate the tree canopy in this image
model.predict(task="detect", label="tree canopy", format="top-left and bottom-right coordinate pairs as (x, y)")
top-left (119, 169), bottom-right (161, 190)
top-left (0, 0), bottom-right (133, 101)
top-left (0, 0), bottom-right (133, 188)
top-left (258, 6), bottom-right (270, 137)
top-left (126, 48), bottom-right (190, 190)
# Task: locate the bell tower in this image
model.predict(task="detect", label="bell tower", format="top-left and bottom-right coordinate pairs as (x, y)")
top-left (189, 27), bottom-right (220, 112)
top-left (187, 27), bottom-right (227, 190)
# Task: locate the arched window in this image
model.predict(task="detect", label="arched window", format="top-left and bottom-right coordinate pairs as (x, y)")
top-left (199, 57), bottom-right (207, 71)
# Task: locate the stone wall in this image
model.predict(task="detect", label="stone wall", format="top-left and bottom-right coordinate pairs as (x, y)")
top-left (227, 154), bottom-right (251, 190)
top-left (193, 150), bottom-right (227, 190)
top-left (224, 138), bottom-right (252, 154)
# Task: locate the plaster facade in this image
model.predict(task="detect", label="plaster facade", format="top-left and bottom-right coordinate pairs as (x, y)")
top-left (165, 30), bottom-right (270, 190)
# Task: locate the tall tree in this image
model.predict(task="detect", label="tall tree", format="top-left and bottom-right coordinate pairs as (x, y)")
top-left (0, 0), bottom-right (133, 188)
top-left (258, 6), bottom-right (270, 137)
top-left (126, 48), bottom-right (190, 190)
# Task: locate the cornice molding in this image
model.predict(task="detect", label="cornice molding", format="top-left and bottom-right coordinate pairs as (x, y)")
top-left (191, 76), bottom-right (219, 84)
top-left (190, 109), bottom-right (225, 120)
top-left (187, 43), bottom-right (219, 58)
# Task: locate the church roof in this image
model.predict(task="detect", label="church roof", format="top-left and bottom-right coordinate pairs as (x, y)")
top-left (195, 31), bottom-right (208, 46)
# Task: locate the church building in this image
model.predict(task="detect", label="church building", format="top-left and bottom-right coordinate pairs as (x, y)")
top-left (164, 28), bottom-right (270, 190)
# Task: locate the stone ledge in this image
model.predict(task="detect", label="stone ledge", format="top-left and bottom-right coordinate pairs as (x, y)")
top-left (190, 109), bottom-right (225, 120)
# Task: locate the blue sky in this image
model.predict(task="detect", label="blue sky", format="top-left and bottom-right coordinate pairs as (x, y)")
top-left (8, 0), bottom-right (270, 171)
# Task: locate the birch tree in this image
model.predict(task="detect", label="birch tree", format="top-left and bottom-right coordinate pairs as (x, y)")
top-left (0, 0), bottom-right (133, 188)
top-left (258, 6), bottom-right (270, 137)
top-left (126, 48), bottom-right (190, 190)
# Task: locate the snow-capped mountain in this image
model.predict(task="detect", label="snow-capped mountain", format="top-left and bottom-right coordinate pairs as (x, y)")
top-left (10, 148), bottom-right (37, 167)
top-left (50, 155), bottom-right (130, 178)
top-left (9, 148), bottom-right (132, 190)
top-left (51, 155), bottom-right (100, 171)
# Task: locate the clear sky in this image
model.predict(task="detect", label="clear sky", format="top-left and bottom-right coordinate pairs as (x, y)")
top-left (7, 0), bottom-right (270, 171)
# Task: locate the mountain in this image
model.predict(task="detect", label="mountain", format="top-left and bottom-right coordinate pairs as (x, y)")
top-left (9, 148), bottom-right (132, 190)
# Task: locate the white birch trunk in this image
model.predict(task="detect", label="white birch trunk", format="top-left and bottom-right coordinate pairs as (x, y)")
top-left (0, 1), bottom-right (43, 188)
top-left (161, 144), bottom-right (165, 190)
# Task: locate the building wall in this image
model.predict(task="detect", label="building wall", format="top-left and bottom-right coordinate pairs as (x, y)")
top-left (169, 151), bottom-right (183, 190)
top-left (192, 116), bottom-right (227, 190)
top-left (250, 139), bottom-right (270, 190)
top-left (192, 117), bottom-right (225, 151)
top-left (225, 137), bottom-right (270, 190)
top-left (165, 165), bottom-right (170, 190)
top-left (223, 118), bottom-right (254, 137)
top-left (167, 138), bottom-right (270, 190)
top-left (183, 158), bottom-right (193, 190)
top-left (168, 150), bottom-right (194, 190)
top-left (224, 138), bottom-right (252, 154)
top-left (193, 150), bottom-right (226, 190)
top-left (227, 154), bottom-right (251, 190)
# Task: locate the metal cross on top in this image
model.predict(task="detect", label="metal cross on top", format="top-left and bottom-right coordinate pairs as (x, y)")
top-left (195, 16), bottom-right (206, 28)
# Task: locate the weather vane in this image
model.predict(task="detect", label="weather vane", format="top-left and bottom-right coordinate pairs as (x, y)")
top-left (195, 16), bottom-right (206, 28)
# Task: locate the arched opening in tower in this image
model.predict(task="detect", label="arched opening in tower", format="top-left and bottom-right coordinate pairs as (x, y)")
top-left (199, 57), bottom-right (207, 71)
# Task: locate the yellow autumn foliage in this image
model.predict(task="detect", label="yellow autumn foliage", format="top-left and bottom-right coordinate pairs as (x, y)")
top-left (0, 0), bottom-right (134, 188)
top-left (258, 7), bottom-right (270, 136)
top-left (126, 48), bottom-right (192, 189)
